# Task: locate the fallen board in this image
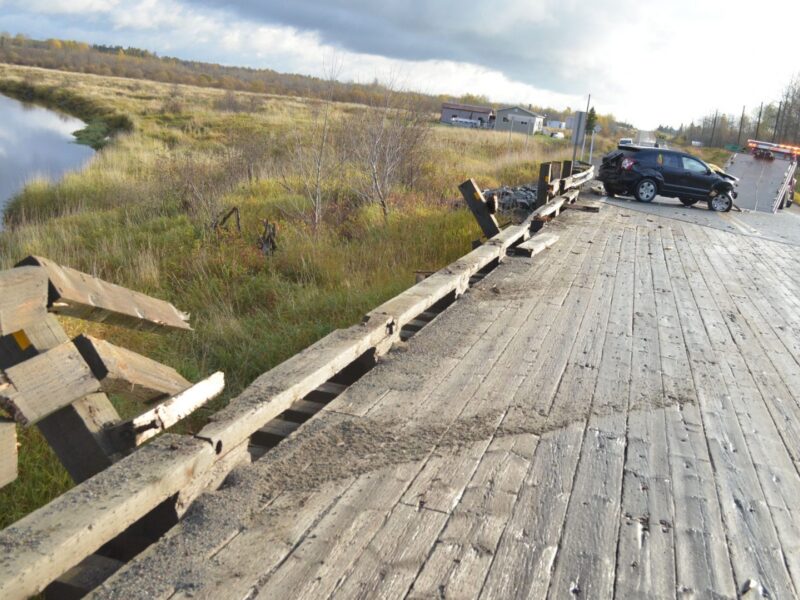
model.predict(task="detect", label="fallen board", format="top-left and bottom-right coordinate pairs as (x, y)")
top-left (17, 256), bottom-right (191, 332)
top-left (513, 233), bottom-right (560, 257)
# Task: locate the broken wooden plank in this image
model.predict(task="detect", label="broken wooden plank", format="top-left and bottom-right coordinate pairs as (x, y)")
top-left (45, 554), bottom-right (123, 600)
top-left (107, 372), bottom-right (225, 447)
top-left (73, 335), bottom-right (191, 403)
top-left (0, 434), bottom-right (214, 600)
top-left (17, 256), bottom-right (191, 332)
top-left (458, 178), bottom-right (501, 238)
top-left (0, 266), bottom-right (48, 336)
top-left (567, 199), bottom-right (602, 212)
top-left (513, 232), bottom-right (560, 257)
top-left (4, 314), bottom-right (124, 481)
top-left (0, 419), bottom-right (16, 487)
top-left (1, 341), bottom-right (101, 426)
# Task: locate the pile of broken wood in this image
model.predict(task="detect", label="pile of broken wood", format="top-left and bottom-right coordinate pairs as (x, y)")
top-left (0, 256), bottom-right (224, 490)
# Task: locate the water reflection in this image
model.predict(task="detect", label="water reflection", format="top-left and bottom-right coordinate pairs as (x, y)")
top-left (0, 94), bottom-right (95, 220)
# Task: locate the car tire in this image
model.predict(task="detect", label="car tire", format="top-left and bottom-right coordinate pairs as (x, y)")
top-left (708, 192), bottom-right (733, 212)
top-left (634, 178), bottom-right (658, 202)
top-left (679, 198), bottom-right (698, 207)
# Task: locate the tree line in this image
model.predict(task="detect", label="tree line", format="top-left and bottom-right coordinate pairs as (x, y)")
top-left (677, 75), bottom-right (800, 148)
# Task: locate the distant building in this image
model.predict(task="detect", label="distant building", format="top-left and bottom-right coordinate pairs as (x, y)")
top-left (495, 106), bottom-right (544, 134)
top-left (440, 102), bottom-right (495, 128)
top-left (547, 120), bottom-right (566, 130)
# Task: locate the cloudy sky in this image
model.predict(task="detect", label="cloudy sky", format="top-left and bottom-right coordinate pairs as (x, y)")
top-left (1, 0), bottom-right (799, 128)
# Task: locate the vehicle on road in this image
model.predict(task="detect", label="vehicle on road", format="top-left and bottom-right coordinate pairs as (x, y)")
top-left (599, 145), bottom-right (738, 212)
top-left (754, 148), bottom-right (775, 160)
top-left (619, 137), bottom-right (633, 145)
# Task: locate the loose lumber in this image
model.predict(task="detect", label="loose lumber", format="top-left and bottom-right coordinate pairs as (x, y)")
top-left (0, 266), bottom-right (48, 336)
top-left (1, 341), bottom-right (101, 426)
top-left (513, 232), bottom-right (560, 257)
top-left (0, 434), bottom-right (214, 600)
top-left (0, 418), bottom-right (16, 487)
top-left (73, 335), bottom-right (191, 403)
top-left (108, 372), bottom-right (225, 447)
top-left (566, 199), bottom-right (602, 212)
top-left (458, 178), bottom-right (501, 238)
top-left (17, 256), bottom-right (191, 332)
top-left (7, 314), bottom-right (123, 481)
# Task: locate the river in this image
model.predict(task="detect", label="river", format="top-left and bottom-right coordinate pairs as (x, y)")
top-left (0, 93), bottom-right (95, 222)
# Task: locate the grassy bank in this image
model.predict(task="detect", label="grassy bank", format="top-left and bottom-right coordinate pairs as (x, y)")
top-left (0, 77), bottom-right (132, 149)
top-left (0, 63), bottom-right (575, 526)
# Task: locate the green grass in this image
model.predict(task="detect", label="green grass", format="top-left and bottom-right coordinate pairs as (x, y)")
top-left (0, 63), bottom-right (576, 527)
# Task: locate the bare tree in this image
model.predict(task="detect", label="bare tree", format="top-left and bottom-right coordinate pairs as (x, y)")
top-left (279, 56), bottom-right (342, 233)
top-left (344, 83), bottom-right (431, 222)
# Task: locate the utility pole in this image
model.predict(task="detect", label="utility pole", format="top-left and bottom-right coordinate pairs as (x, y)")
top-left (737, 105), bottom-right (746, 147)
top-left (709, 110), bottom-right (718, 146)
top-left (773, 101), bottom-right (783, 142)
top-left (754, 102), bottom-right (763, 140)
top-left (571, 93), bottom-right (590, 174)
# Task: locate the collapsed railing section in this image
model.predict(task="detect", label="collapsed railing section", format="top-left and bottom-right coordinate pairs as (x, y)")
top-left (0, 173), bottom-right (597, 599)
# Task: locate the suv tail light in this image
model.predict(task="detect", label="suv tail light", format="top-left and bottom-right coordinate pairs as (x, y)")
top-left (621, 157), bottom-right (636, 171)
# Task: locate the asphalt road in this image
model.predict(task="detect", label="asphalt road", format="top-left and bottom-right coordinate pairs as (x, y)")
top-left (598, 193), bottom-right (800, 247)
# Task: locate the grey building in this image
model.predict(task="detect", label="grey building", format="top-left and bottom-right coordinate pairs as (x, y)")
top-left (440, 102), bottom-right (495, 127)
top-left (547, 120), bottom-right (566, 129)
top-left (495, 106), bottom-right (544, 134)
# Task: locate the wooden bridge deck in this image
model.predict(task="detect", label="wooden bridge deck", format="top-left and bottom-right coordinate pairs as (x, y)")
top-left (95, 205), bottom-right (800, 599)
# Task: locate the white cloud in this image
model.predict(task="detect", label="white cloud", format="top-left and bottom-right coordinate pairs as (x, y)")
top-left (2, 0), bottom-right (799, 129)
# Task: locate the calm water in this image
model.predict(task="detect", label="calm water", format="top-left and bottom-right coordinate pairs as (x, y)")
top-left (0, 93), bottom-right (94, 220)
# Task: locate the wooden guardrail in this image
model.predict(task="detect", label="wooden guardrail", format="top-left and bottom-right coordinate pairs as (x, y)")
top-left (0, 179), bottom-right (598, 599)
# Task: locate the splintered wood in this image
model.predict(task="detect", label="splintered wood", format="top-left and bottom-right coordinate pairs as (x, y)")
top-left (17, 255), bottom-right (191, 332)
top-left (87, 205), bottom-right (800, 600)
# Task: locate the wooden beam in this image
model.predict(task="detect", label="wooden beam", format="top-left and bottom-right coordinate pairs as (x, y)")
top-left (536, 161), bottom-right (553, 208)
top-left (513, 233), bottom-right (561, 257)
top-left (45, 554), bottom-right (123, 600)
top-left (0, 434), bottom-right (214, 600)
top-left (16, 256), bottom-right (191, 332)
top-left (2, 315), bottom-right (123, 481)
top-left (73, 335), bottom-right (191, 403)
top-left (107, 372), bottom-right (225, 447)
top-left (1, 341), bottom-right (101, 426)
top-left (0, 266), bottom-right (48, 336)
top-left (0, 419), bottom-right (16, 488)
top-left (458, 179), bottom-right (501, 238)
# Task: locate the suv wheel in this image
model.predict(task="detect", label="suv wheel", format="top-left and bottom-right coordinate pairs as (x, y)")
top-left (708, 192), bottom-right (733, 212)
top-left (635, 178), bottom-right (658, 202)
top-left (679, 198), bottom-right (698, 207)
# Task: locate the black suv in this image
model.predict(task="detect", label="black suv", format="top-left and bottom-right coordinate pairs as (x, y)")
top-left (599, 146), bottom-right (737, 211)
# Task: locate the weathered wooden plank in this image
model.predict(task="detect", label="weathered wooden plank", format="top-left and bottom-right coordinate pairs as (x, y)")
top-left (73, 335), bottom-right (191, 403)
top-left (480, 422), bottom-right (586, 599)
top-left (0, 434), bottom-right (214, 600)
top-left (0, 266), bottom-right (48, 336)
top-left (657, 225), bottom-right (738, 598)
top-left (197, 314), bottom-right (393, 458)
top-left (45, 554), bottom-right (123, 600)
top-left (108, 372), bottom-right (224, 447)
top-left (1, 341), bottom-right (101, 426)
top-left (251, 418), bottom-right (300, 447)
top-left (671, 224), bottom-right (798, 597)
top-left (547, 225), bottom-right (635, 599)
top-left (17, 255), bottom-right (191, 332)
top-left (12, 314), bottom-right (123, 481)
top-left (0, 419), bottom-right (16, 488)
top-left (513, 232), bottom-right (559, 257)
top-left (409, 435), bottom-right (535, 599)
top-left (459, 178), bottom-right (501, 238)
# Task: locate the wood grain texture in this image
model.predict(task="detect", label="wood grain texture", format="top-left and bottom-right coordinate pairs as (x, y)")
top-left (0, 266), bottom-right (48, 336)
top-left (17, 255), bottom-right (191, 332)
